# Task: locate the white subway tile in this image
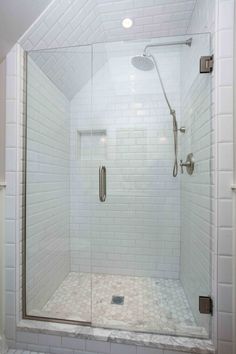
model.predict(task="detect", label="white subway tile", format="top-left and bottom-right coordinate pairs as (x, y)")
top-left (218, 284), bottom-right (232, 313)
top-left (38, 334), bottom-right (61, 347)
top-left (5, 315), bottom-right (16, 340)
top-left (218, 0), bottom-right (234, 30)
top-left (218, 87), bottom-right (233, 115)
top-left (218, 172), bottom-right (233, 198)
top-left (5, 244), bottom-right (16, 268)
top-left (6, 76), bottom-right (17, 100)
top-left (218, 58), bottom-right (233, 86)
top-left (61, 337), bottom-right (85, 350)
top-left (6, 124), bottom-right (17, 147)
top-left (218, 29), bottom-right (234, 58)
top-left (5, 268), bottom-right (16, 291)
top-left (5, 196), bottom-right (16, 220)
top-left (218, 256), bottom-right (232, 284)
top-left (218, 143), bottom-right (233, 171)
top-left (86, 339), bottom-right (110, 353)
top-left (5, 148), bottom-right (17, 172)
top-left (5, 220), bottom-right (16, 243)
top-left (111, 343), bottom-right (137, 354)
top-left (137, 346), bottom-right (163, 354)
top-left (5, 291), bottom-right (16, 316)
top-left (16, 331), bottom-right (38, 344)
top-left (218, 115), bottom-right (233, 142)
top-left (218, 312), bottom-right (233, 341)
top-left (49, 347), bottom-right (73, 354)
top-left (218, 228), bottom-right (233, 255)
top-left (27, 344), bottom-right (50, 352)
top-left (6, 51), bottom-right (17, 76)
top-left (217, 340), bottom-right (233, 354)
top-left (218, 200), bottom-right (232, 227)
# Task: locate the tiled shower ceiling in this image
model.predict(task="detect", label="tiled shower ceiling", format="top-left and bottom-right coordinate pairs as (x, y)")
top-left (20, 0), bottom-right (197, 50)
top-left (22, 0), bottom-right (197, 99)
top-left (28, 47), bottom-right (106, 100)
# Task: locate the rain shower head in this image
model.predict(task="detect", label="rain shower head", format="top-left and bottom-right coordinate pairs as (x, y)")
top-left (131, 55), bottom-right (154, 71)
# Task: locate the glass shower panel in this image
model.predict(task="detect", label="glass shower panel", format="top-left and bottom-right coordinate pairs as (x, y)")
top-left (91, 34), bottom-right (212, 338)
top-left (179, 33), bottom-right (212, 337)
top-left (25, 46), bottom-right (93, 323)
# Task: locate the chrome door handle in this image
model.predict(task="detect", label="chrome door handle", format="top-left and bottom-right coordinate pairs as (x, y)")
top-left (99, 166), bottom-right (106, 202)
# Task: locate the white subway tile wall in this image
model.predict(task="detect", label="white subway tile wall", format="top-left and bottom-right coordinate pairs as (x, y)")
top-left (5, 45), bottom-right (22, 347)
top-left (5, 345), bottom-right (200, 354)
top-left (26, 57), bottom-right (70, 312)
top-left (28, 47), bottom-right (105, 100)
top-left (215, 1), bottom-right (234, 353)
top-left (187, 0), bottom-right (235, 353)
top-left (70, 44), bottom-right (181, 277)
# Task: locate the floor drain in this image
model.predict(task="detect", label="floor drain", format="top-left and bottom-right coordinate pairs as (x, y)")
top-left (111, 296), bottom-right (124, 305)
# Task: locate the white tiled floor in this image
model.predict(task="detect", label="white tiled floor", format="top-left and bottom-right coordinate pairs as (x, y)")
top-left (29, 272), bottom-right (207, 338)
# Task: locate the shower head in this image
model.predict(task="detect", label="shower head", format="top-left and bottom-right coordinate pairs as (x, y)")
top-left (131, 54), bottom-right (154, 71)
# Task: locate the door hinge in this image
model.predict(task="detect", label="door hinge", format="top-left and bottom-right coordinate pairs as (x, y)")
top-left (199, 296), bottom-right (213, 315)
top-left (200, 55), bottom-right (214, 73)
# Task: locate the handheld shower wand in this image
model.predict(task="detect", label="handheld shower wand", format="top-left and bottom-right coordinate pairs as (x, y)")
top-left (131, 38), bottom-right (192, 177)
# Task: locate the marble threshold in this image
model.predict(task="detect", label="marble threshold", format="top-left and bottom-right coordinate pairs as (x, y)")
top-left (17, 320), bottom-right (215, 354)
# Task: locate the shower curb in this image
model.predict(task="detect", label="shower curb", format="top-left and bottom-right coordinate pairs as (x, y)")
top-left (17, 320), bottom-right (215, 354)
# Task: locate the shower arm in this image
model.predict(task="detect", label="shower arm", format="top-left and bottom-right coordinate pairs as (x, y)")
top-left (149, 53), bottom-right (175, 117)
top-left (143, 38), bottom-right (192, 56)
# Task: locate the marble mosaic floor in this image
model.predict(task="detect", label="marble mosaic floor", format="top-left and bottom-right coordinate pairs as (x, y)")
top-left (30, 272), bottom-right (207, 338)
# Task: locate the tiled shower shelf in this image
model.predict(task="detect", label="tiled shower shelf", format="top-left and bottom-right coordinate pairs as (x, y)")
top-left (17, 320), bottom-right (215, 354)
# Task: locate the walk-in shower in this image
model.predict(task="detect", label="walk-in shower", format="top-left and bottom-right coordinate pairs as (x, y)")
top-left (131, 38), bottom-right (192, 177)
top-left (23, 33), bottom-right (212, 339)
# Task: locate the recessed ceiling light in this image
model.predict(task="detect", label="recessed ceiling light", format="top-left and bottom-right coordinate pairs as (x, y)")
top-left (122, 18), bottom-right (133, 29)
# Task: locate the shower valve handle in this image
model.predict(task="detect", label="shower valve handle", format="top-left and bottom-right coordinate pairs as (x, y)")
top-left (180, 153), bottom-right (194, 175)
top-left (180, 159), bottom-right (190, 174)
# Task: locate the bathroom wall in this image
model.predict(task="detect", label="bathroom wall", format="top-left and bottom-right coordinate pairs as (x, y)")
top-left (213, 1), bottom-right (235, 353)
top-left (25, 57), bottom-right (70, 312)
top-left (182, 0), bottom-right (235, 353)
top-left (0, 59), bottom-right (6, 354)
top-left (180, 33), bottom-right (212, 332)
top-left (0, 60), bottom-right (6, 184)
top-left (0, 188), bottom-right (5, 354)
top-left (70, 43), bottom-right (181, 278)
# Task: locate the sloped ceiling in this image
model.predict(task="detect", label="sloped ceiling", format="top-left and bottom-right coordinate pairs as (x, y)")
top-left (20, 0), bottom-right (197, 50)
top-left (28, 46), bottom-right (107, 100)
top-left (22, 0), bottom-right (197, 100)
top-left (0, 0), bottom-right (52, 62)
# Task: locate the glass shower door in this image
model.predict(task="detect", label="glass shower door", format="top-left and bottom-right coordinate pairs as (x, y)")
top-left (90, 40), bottom-right (182, 333)
top-left (90, 34), bottom-right (212, 337)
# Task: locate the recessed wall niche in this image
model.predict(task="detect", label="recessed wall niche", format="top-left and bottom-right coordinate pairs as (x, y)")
top-left (77, 129), bottom-right (107, 160)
